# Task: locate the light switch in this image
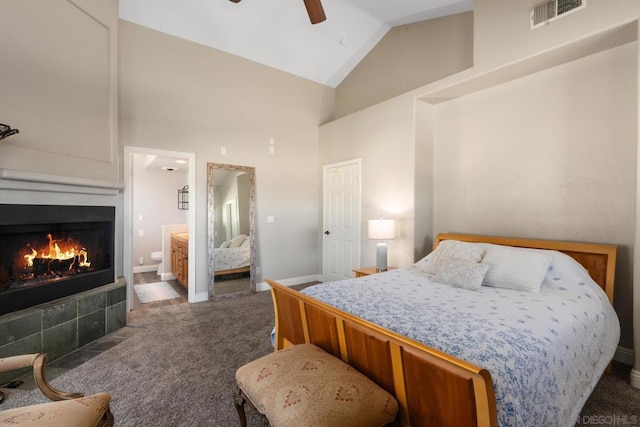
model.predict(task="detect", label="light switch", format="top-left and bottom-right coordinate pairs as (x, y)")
top-left (268, 146), bottom-right (275, 154)
top-left (138, 214), bottom-right (143, 221)
top-left (221, 146), bottom-right (227, 155)
top-left (138, 229), bottom-right (144, 236)
top-left (267, 216), bottom-right (275, 224)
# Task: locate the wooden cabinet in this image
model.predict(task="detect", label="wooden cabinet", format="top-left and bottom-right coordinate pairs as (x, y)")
top-left (352, 266), bottom-right (397, 278)
top-left (171, 233), bottom-right (188, 289)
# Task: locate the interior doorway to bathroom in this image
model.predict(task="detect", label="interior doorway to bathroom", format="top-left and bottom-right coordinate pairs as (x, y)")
top-left (123, 147), bottom-right (196, 314)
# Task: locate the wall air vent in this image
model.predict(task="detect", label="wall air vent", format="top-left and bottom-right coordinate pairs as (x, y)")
top-left (531, 0), bottom-right (585, 29)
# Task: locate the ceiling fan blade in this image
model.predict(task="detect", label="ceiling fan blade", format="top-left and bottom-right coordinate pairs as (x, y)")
top-left (229, 0), bottom-right (325, 24)
top-left (303, 0), bottom-right (326, 24)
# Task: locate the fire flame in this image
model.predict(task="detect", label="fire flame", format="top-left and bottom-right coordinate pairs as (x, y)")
top-left (23, 234), bottom-right (91, 270)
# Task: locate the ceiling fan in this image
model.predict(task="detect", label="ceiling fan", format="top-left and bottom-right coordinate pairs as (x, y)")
top-left (228, 0), bottom-right (326, 24)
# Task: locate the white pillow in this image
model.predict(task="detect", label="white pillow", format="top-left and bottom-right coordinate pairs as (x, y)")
top-left (481, 245), bottom-right (551, 292)
top-left (433, 258), bottom-right (490, 291)
top-left (422, 240), bottom-right (486, 274)
top-left (220, 240), bottom-right (230, 249)
top-left (240, 237), bottom-right (250, 248)
top-left (228, 234), bottom-right (247, 248)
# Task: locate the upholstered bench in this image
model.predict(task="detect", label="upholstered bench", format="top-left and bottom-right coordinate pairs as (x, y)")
top-left (235, 343), bottom-right (398, 427)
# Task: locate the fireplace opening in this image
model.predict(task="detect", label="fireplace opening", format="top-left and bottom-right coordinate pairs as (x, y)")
top-left (0, 204), bottom-right (115, 316)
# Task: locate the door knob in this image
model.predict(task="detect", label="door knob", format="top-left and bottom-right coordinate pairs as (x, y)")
top-left (324, 230), bottom-right (330, 235)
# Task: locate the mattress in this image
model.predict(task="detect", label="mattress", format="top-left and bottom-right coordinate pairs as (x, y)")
top-left (213, 246), bottom-right (250, 271)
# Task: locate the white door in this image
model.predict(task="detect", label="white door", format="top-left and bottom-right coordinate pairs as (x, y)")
top-left (323, 160), bottom-right (361, 282)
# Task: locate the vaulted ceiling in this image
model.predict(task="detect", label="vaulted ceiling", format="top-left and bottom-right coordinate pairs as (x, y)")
top-left (118, 0), bottom-right (473, 87)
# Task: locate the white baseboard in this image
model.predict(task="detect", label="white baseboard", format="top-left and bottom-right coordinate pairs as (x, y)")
top-left (133, 265), bottom-right (159, 274)
top-left (613, 347), bottom-right (640, 389)
top-left (132, 266), bottom-right (174, 280)
top-left (256, 274), bottom-right (323, 292)
top-left (614, 346), bottom-right (634, 366)
top-left (193, 291), bottom-right (208, 303)
top-left (160, 272), bottom-right (176, 281)
top-left (631, 368), bottom-right (640, 389)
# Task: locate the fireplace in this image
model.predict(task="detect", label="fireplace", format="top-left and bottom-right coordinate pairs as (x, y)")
top-left (0, 204), bottom-right (115, 316)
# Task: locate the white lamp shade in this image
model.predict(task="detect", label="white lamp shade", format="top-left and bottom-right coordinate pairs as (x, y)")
top-left (368, 219), bottom-right (396, 240)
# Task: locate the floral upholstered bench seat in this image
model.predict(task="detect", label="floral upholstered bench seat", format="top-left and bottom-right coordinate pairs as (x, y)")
top-left (235, 344), bottom-right (399, 427)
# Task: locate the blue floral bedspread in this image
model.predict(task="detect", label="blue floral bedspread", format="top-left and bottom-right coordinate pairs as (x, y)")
top-left (302, 252), bottom-right (620, 427)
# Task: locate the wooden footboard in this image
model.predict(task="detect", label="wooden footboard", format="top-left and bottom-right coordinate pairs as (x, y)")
top-left (266, 279), bottom-right (498, 427)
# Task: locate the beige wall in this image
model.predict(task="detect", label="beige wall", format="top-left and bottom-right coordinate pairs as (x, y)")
top-left (335, 12), bottom-right (473, 119)
top-left (118, 21), bottom-right (334, 294)
top-left (319, 96), bottom-right (417, 269)
top-left (414, 100), bottom-right (436, 260)
top-left (0, 0), bottom-right (119, 182)
top-left (432, 42), bottom-right (637, 348)
top-left (474, 0), bottom-right (640, 71)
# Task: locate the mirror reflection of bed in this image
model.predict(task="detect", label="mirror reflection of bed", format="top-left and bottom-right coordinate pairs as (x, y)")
top-left (208, 163), bottom-right (256, 296)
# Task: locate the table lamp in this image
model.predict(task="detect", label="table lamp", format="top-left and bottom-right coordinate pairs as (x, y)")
top-left (368, 218), bottom-right (396, 272)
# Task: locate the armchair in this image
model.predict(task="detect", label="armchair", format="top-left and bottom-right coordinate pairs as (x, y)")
top-left (0, 353), bottom-right (113, 426)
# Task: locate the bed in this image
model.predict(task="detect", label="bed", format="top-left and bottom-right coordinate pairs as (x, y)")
top-left (266, 233), bottom-right (619, 427)
top-left (214, 234), bottom-right (250, 276)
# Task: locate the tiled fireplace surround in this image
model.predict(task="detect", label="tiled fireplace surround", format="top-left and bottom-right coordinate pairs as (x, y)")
top-left (0, 169), bottom-right (126, 383)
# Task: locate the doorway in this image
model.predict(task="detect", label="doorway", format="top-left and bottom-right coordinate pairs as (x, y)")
top-left (123, 147), bottom-right (197, 313)
top-left (322, 159), bottom-right (361, 282)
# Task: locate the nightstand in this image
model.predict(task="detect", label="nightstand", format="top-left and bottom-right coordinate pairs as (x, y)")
top-left (353, 266), bottom-right (397, 278)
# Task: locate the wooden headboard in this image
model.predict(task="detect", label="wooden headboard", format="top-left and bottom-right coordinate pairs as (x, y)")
top-left (434, 233), bottom-right (617, 304)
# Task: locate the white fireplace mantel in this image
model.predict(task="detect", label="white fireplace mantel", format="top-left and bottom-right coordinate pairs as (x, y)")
top-left (0, 168), bottom-right (123, 209)
top-left (0, 168), bottom-right (124, 190)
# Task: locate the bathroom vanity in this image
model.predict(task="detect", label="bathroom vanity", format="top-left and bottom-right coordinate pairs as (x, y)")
top-left (171, 233), bottom-right (188, 289)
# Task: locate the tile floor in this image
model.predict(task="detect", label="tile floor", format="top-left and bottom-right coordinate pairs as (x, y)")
top-left (129, 272), bottom-right (188, 318)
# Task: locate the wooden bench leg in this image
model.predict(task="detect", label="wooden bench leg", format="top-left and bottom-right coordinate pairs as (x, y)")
top-left (99, 406), bottom-right (115, 427)
top-left (234, 386), bottom-right (247, 427)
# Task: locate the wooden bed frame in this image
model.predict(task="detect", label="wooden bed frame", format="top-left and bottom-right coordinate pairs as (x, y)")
top-left (214, 266), bottom-right (250, 276)
top-left (266, 233), bottom-right (617, 427)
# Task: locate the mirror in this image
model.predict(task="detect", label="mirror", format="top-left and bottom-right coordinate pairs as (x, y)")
top-left (207, 163), bottom-right (256, 296)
